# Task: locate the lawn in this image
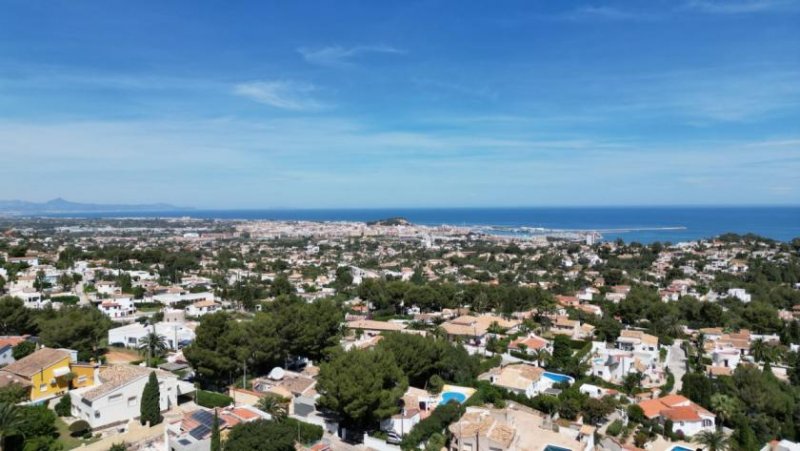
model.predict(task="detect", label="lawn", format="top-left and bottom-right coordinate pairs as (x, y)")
top-left (55, 417), bottom-right (100, 450)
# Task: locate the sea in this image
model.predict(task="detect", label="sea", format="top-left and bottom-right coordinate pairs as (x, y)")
top-left (42, 206), bottom-right (800, 244)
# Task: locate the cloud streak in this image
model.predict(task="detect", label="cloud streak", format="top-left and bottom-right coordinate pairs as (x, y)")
top-left (684, 0), bottom-right (800, 14)
top-left (298, 45), bottom-right (404, 67)
top-left (232, 80), bottom-right (326, 111)
top-left (564, 5), bottom-right (658, 21)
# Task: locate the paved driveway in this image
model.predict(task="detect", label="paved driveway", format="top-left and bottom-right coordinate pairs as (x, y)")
top-left (666, 339), bottom-right (687, 393)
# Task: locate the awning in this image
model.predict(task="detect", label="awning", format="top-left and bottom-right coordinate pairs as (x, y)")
top-left (53, 367), bottom-right (70, 377)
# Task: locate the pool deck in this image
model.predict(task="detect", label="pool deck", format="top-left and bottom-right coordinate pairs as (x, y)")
top-left (440, 384), bottom-right (476, 400)
top-left (649, 437), bottom-right (702, 451)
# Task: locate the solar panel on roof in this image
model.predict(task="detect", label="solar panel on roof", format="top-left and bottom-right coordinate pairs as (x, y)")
top-left (192, 410), bottom-right (215, 427)
top-left (189, 424), bottom-right (211, 440)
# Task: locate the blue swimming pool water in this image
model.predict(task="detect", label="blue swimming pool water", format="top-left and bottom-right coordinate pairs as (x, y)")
top-left (544, 446), bottom-right (572, 451)
top-left (543, 372), bottom-right (573, 384)
top-left (439, 391), bottom-right (467, 405)
top-left (670, 447), bottom-right (695, 451)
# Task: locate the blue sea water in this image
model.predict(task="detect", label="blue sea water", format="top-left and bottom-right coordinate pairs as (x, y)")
top-left (43, 206), bottom-right (800, 244)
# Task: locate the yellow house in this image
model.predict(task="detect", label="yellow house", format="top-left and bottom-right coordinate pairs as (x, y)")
top-left (0, 348), bottom-right (92, 401)
top-left (70, 362), bottom-right (100, 389)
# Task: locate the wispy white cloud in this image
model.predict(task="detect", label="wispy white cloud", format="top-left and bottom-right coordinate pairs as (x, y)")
top-left (298, 45), bottom-right (404, 67)
top-left (635, 68), bottom-right (800, 122)
top-left (684, 0), bottom-right (800, 14)
top-left (232, 80), bottom-right (326, 111)
top-left (1, 116), bottom-right (797, 207)
top-left (565, 5), bottom-right (657, 21)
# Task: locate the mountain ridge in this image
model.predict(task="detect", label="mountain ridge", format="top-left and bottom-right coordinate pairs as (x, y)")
top-left (0, 198), bottom-right (188, 214)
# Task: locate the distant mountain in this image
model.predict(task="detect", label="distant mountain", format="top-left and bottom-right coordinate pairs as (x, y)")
top-left (0, 198), bottom-right (188, 215)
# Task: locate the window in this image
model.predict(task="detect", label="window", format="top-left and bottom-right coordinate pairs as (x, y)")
top-left (40, 384), bottom-right (48, 392)
top-left (128, 396), bottom-right (137, 407)
top-left (77, 376), bottom-right (87, 384)
top-left (109, 394), bottom-right (122, 403)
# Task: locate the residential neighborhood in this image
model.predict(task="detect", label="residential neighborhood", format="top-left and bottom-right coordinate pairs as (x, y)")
top-left (0, 217), bottom-right (798, 451)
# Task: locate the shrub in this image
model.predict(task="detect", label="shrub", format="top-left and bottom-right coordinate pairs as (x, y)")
top-left (69, 419), bottom-right (91, 436)
top-left (401, 402), bottom-right (463, 450)
top-left (428, 375), bottom-right (444, 394)
top-left (627, 404), bottom-right (645, 424)
top-left (634, 431), bottom-right (649, 448)
top-left (55, 395), bottom-right (72, 417)
top-left (607, 419), bottom-right (623, 437)
top-left (12, 341), bottom-right (36, 360)
top-left (659, 369), bottom-right (675, 396)
top-left (196, 389), bottom-right (234, 409)
top-left (224, 418), bottom-right (322, 451)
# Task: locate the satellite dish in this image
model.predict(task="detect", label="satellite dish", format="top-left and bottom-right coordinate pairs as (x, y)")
top-left (268, 367), bottom-right (285, 380)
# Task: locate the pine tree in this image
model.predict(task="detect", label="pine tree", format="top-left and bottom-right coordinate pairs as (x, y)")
top-left (140, 372), bottom-right (162, 426)
top-left (210, 410), bottom-right (221, 451)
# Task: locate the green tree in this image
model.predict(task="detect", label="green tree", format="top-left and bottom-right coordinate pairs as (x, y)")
top-left (0, 297), bottom-right (35, 335)
top-left (0, 403), bottom-right (25, 451)
top-left (316, 348), bottom-right (408, 430)
top-left (57, 273), bottom-right (75, 291)
top-left (582, 396), bottom-right (616, 425)
top-left (139, 372), bottom-right (162, 426)
top-left (68, 420), bottom-right (90, 437)
top-left (11, 342), bottom-right (35, 361)
top-left (138, 329), bottom-right (168, 367)
top-left (269, 274), bottom-right (294, 297)
top-left (210, 411), bottom-right (220, 451)
top-left (108, 443), bottom-right (128, 451)
top-left (424, 432), bottom-right (446, 451)
top-left (694, 430), bottom-right (730, 451)
top-left (710, 394), bottom-right (739, 429)
top-left (332, 266), bottom-right (353, 292)
top-left (184, 312), bottom-right (268, 388)
top-left (680, 372), bottom-right (713, 407)
top-left (14, 405), bottom-right (57, 445)
top-left (224, 419), bottom-right (322, 451)
top-left (37, 306), bottom-right (112, 361)
top-left (256, 393), bottom-right (288, 421)
top-left (54, 396), bottom-right (72, 417)
top-left (622, 371), bottom-right (644, 395)
top-left (0, 385), bottom-right (27, 405)
top-left (548, 335), bottom-right (573, 371)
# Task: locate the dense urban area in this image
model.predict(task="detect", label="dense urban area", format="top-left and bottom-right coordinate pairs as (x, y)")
top-left (0, 217), bottom-right (799, 451)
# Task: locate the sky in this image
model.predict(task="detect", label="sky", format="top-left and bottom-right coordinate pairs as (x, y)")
top-left (0, 0), bottom-right (799, 209)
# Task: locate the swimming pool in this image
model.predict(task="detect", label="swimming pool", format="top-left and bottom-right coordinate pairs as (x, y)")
top-left (670, 447), bottom-right (696, 451)
top-left (544, 446), bottom-right (572, 451)
top-left (543, 372), bottom-right (574, 384)
top-left (439, 391), bottom-right (467, 405)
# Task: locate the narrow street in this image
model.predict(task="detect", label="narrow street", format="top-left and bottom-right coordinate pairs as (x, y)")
top-left (666, 339), bottom-right (687, 393)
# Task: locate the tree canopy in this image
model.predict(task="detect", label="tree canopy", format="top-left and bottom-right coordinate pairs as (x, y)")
top-left (316, 347), bottom-right (408, 430)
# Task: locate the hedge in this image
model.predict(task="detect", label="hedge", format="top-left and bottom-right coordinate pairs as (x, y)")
top-left (401, 401), bottom-right (464, 450)
top-left (196, 390), bottom-right (233, 408)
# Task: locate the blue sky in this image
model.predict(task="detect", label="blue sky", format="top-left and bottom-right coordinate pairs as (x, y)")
top-left (0, 0), bottom-right (798, 208)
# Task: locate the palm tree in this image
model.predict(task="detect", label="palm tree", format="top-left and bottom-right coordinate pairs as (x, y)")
top-left (694, 430), bottom-right (730, 451)
top-left (532, 349), bottom-right (550, 368)
top-left (138, 329), bottom-right (168, 367)
top-left (710, 394), bottom-right (739, 430)
top-left (0, 402), bottom-right (25, 451)
top-left (256, 393), bottom-right (289, 421)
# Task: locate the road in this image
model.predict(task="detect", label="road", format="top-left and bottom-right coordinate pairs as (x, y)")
top-left (666, 339), bottom-right (687, 393)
